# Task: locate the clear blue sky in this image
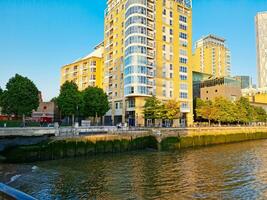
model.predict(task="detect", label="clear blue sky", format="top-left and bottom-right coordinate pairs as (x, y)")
top-left (0, 0), bottom-right (266, 100)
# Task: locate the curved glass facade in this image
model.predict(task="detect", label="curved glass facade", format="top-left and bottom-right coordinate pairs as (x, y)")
top-left (124, 0), bottom-right (154, 96)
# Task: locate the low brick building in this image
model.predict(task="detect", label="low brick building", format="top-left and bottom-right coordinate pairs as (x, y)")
top-left (194, 75), bottom-right (242, 101)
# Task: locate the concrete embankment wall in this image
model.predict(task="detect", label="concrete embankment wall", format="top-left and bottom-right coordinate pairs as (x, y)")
top-left (2, 127), bottom-right (267, 163)
top-left (160, 127), bottom-right (267, 150)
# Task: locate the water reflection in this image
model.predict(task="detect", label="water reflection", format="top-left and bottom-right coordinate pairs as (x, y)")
top-left (3, 140), bottom-right (267, 199)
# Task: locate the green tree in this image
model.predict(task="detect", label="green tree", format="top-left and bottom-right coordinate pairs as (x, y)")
top-left (236, 97), bottom-right (254, 124)
top-left (143, 96), bottom-right (163, 125)
top-left (1, 74), bottom-right (39, 125)
top-left (57, 81), bottom-right (81, 125)
top-left (195, 98), bottom-right (218, 126)
top-left (82, 86), bottom-right (109, 124)
top-left (254, 106), bottom-right (267, 122)
top-left (163, 99), bottom-right (180, 121)
top-left (0, 87), bottom-right (3, 107)
top-left (213, 97), bottom-right (236, 124)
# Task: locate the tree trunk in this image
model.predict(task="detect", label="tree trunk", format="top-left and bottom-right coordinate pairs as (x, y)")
top-left (22, 114), bottom-right (25, 127)
top-left (95, 113), bottom-right (98, 126)
top-left (72, 114), bottom-right (75, 126)
top-left (208, 119), bottom-right (211, 127)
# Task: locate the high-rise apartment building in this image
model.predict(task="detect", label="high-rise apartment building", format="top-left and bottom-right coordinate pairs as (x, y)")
top-left (255, 12), bottom-right (267, 88)
top-left (60, 43), bottom-right (104, 91)
top-left (104, 0), bottom-right (193, 126)
top-left (192, 35), bottom-right (231, 77)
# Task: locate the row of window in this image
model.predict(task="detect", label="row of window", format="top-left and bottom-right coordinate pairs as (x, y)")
top-left (125, 86), bottom-right (149, 95)
top-left (125, 16), bottom-right (147, 28)
top-left (125, 55), bottom-right (147, 66)
top-left (125, 75), bottom-right (148, 84)
top-left (125, 0), bottom-right (146, 9)
top-left (125, 35), bottom-right (147, 47)
top-left (125, 25), bottom-right (146, 37)
top-left (125, 65), bottom-right (149, 75)
top-left (125, 6), bottom-right (146, 18)
top-left (125, 45), bottom-right (147, 57)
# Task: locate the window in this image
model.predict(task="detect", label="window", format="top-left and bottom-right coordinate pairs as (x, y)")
top-left (179, 15), bottom-right (187, 23)
top-left (170, 20), bottom-right (173, 26)
top-left (128, 98), bottom-right (135, 108)
top-left (170, 64), bottom-right (173, 70)
top-left (180, 57), bottom-right (187, 64)
top-left (179, 32), bottom-right (187, 39)
top-left (163, 9), bottom-right (166, 15)
top-left (170, 73), bottom-right (173, 78)
top-left (170, 11), bottom-right (173, 18)
top-left (170, 29), bottom-right (173, 35)
top-left (180, 75), bottom-right (187, 80)
top-left (163, 90), bottom-right (166, 97)
top-left (180, 83), bottom-right (188, 90)
top-left (180, 66), bottom-right (187, 73)
top-left (179, 24), bottom-right (187, 31)
top-left (163, 35), bottom-right (166, 41)
top-left (180, 92), bottom-right (188, 99)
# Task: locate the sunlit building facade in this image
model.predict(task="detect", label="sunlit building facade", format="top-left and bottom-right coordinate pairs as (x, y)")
top-left (192, 35), bottom-right (231, 78)
top-left (255, 12), bottom-right (267, 88)
top-left (60, 43), bottom-right (104, 91)
top-left (104, 0), bottom-right (193, 126)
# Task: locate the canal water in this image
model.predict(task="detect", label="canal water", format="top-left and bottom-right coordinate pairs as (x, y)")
top-left (1, 139), bottom-right (267, 199)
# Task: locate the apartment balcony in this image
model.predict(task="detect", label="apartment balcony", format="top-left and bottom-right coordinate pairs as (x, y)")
top-left (147, 71), bottom-right (154, 77)
top-left (147, 51), bottom-right (154, 58)
top-left (147, 3), bottom-right (154, 11)
top-left (147, 81), bottom-right (154, 87)
top-left (147, 31), bottom-right (154, 39)
top-left (147, 22), bottom-right (154, 30)
top-left (147, 13), bottom-right (154, 21)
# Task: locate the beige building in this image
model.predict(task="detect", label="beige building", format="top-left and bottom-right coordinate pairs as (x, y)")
top-left (192, 35), bottom-right (231, 78)
top-left (199, 77), bottom-right (241, 102)
top-left (61, 43), bottom-right (104, 91)
top-left (104, 0), bottom-right (193, 126)
top-left (255, 12), bottom-right (267, 88)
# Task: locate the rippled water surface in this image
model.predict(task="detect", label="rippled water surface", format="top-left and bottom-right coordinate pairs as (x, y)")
top-left (2, 140), bottom-right (267, 199)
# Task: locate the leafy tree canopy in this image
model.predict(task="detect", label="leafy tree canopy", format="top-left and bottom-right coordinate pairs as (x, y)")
top-left (143, 96), bottom-right (164, 120)
top-left (57, 81), bottom-right (81, 117)
top-left (163, 99), bottom-right (180, 120)
top-left (82, 86), bottom-right (109, 117)
top-left (1, 74), bottom-right (39, 117)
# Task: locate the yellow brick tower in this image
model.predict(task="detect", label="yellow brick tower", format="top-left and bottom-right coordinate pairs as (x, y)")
top-left (60, 43), bottom-right (104, 91)
top-left (104, 0), bottom-right (193, 126)
top-left (192, 35), bottom-right (231, 77)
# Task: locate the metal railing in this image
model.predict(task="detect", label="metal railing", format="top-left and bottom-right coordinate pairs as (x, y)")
top-left (0, 183), bottom-right (36, 200)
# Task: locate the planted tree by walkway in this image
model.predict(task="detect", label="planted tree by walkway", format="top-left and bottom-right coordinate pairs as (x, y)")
top-left (82, 86), bottom-right (109, 124)
top-left (213, 97), bottom-right (236, 125)
top-left (163, 99), bottom-right (180, 121)
top-left (195, 98), bottom-right (218, 126)
top-left (1, 74), bottom-right (39, 125)
top-left (143, 96), bottom-right (163, 125)
top-left (57, 81), bottom-right (81, 125)
top-left (195, 97), bottom-right (267, 125)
